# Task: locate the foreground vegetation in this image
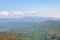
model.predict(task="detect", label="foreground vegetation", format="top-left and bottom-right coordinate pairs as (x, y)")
top-left (0, 27), bottom-right (60, 40)
top-left (0, 32), bottom-right (32, 40)
top-left (0, 20), bottom-right (60, 40)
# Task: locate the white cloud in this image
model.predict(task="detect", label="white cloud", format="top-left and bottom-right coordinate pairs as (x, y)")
top-left (23, 11), bottom-right (35, 16)
top-left (43, 11), bottom-right (60, 18)
top-left (0, 11), bottom-right (9, 16)
top-left (12, 12), bottom-right (24, 16)
top-left (0, 11), bottom-right (60, 18)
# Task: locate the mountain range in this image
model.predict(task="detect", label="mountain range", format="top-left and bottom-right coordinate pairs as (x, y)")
top-left (0, 17), bottom-right (60, 32)
top-left (0, 17), bottom-right (59, 23)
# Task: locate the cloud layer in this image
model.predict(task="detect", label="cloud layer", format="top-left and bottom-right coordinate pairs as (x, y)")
top-left (0, 11), bottom-right (60, 18)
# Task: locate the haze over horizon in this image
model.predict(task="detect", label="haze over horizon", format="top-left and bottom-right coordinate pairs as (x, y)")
top-left (0, 0), bottom-right (60, 18)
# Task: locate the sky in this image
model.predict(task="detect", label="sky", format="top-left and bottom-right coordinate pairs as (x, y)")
top-left (0, 0), bottom-right (60, 18)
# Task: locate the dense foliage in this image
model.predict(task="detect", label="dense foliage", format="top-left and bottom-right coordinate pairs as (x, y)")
top-left (0, 20), bottom-right (60, 40)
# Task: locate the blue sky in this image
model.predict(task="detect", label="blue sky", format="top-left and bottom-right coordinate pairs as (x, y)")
top-left (0, 0), bottom-right (60, 18)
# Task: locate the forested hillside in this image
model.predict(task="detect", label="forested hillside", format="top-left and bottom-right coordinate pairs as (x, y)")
top-left (0, 20), bottom-right (60, 40)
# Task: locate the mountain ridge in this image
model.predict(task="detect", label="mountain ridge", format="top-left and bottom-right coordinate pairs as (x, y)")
top-left (0, 17), bottom-right (59, 22)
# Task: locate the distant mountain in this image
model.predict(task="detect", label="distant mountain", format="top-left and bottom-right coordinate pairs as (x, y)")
top-left (32, 20), bottom-right (60, 30)
top-left (0, 17), bottom-right (60, 32)
top-left (0, 17), bottom-right (59, 23)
